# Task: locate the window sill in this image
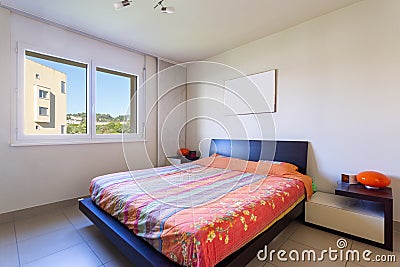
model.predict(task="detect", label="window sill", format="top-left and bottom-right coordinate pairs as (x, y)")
top-left (10, 137), bottom-right (146, 147)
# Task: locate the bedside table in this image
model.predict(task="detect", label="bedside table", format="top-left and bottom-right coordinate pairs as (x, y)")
top-left (335, 183), bottom-right (393, 251)
top-left (305, 184), bottom-right (393, 251)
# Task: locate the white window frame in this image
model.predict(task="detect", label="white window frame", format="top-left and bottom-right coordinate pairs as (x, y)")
top-left (12, 42), bottom-right (145, 146)
top-left (38, 89), bottom-right (49, 99)
top-left (91, 64), bottom-right (143, 140)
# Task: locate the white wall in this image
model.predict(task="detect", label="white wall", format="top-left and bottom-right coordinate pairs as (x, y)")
top-left (186, 0), bottom-right (400, 220)
top-left (0, 8), bottom-right (157, 214)
top-left (157, 60), bottom-right (187, 166)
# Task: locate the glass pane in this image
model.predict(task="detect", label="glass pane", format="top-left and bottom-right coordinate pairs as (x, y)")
top-left (25, 51), bottom-right (87, 135)
top-left (95, 67), bottom-right (137, 134)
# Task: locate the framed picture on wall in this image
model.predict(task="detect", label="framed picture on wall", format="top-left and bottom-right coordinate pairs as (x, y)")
top-left (224, 69), bottom-right (276, 115)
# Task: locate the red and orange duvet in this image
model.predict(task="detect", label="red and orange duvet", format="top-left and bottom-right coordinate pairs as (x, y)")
top-left (90, 157), bottom-right (312, 267)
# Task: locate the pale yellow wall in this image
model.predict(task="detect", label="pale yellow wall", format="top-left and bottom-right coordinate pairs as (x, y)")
top-left (24, 59), bottom-right (67, 135)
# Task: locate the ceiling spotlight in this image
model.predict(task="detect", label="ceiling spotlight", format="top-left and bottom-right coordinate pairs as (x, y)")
top-left (154, 0), bottom-right (175, 14)
top-left (114, 0), bottom-right (132, 10)
top-left (161, 6), bottom-right (175, 14)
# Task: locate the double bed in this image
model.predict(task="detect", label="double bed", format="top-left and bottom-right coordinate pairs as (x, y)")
top-left (79, 139), bottom-right (311, 266)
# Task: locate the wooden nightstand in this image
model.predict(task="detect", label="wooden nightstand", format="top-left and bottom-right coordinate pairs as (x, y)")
top-left (305, 183), bottom-right (393, 251)
top-left (335, 183), bottom-right (393, 251)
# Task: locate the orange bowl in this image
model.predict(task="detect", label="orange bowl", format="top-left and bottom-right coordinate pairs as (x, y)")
top-left (356, 171), bottom-right (390, 189)
top-left (179, 148), bottom-right (189, 156)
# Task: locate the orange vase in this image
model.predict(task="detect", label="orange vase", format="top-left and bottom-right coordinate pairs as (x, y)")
top-left (356, 171), bottom-right (390, 189)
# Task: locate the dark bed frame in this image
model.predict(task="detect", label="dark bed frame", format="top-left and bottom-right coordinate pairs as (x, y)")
top-left (79, 139), bottom-right (308, 267)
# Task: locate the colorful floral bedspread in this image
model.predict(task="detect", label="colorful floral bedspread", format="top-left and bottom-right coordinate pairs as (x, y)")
top-left (90, 161), bottom-right (306, 267)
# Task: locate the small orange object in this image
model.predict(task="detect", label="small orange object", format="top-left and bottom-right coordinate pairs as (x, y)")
top-left (356, 171), bottom-right (391, 189)
top-left (179, 148), bottom-right (189, 156)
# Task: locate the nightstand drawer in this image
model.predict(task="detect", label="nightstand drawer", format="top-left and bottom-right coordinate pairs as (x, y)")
top-left (305, 192), bottom-right (384, 243)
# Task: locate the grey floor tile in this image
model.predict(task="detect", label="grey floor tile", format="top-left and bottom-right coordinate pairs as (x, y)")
top-left (0, 212), bottom-right (14, 224)
top-left (21, 243), bottom-right (102, 267)
top-left (0, 222), bottom-right (16, 247)
top-left (394, 231), bottom-right (400, 251)
top-left (394, 221), bottom-right (400, 233)
top-left (12, 205), bottom-right (64, 223)
top-left (277, 220), bottom-right (301, 239)
top-left (246, 256), bottom-right (268, 267)
top-left (0, 243), bottom-right (19, 267)
top-left (18, 227), bottom-right (84, 264)
top-left (289, 224), bottom-right (352, 250)
top-left (346, 261), bottom-right (365, 267)
top-left (79, 224), bottom-right (104, 242)
top-left (15, 213), bottom-right (74, 242)
top-left (103, 256), bottom-right (135, 267)
top-left (268, 235), bottom-right (287, 251)
top-left (87, 234), bottom-right (123, 264)
top-left (63, 205), bottom-right (93, 229)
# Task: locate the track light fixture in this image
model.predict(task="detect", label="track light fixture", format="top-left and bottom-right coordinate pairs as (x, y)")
top-left (154, 0), bottom-right (175, 14)
top-left (114, 0), bottom-right (132, 10)
top-left (114, 0), bottom-right (175, 13)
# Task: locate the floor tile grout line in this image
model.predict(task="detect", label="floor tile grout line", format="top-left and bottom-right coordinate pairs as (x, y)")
top-left (16, 212), bottom-right (86, 266)
top-left (103, 257), bottom-right (117, 265)
top-left (20, 241), bottom-right (86, 266)
top-left (13, 222), bottom-right (21, 267)
top-left (282, 221), bottom-right (302, 240)
top-left (16, 225), bottom-right (76, 243)
top-left (285, 238), bottom-right (324, 251)
top-left (12, 209), bottom-right (67, 224)
top-left (15, 213), bottom-right (76, 243)
top-left (63, 207), bottom-right (106, 265)
top-left (289, 225), bottom-right (356, 247)
top-left (263, 259), bottom-right (279, 267)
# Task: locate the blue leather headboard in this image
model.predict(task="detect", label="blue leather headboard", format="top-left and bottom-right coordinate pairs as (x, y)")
top-left (209, 139), bottom-right (308, 174)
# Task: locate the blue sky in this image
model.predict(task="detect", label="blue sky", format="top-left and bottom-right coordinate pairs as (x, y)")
top-left (96, 70), bottom-right (131, 117)
top-left (27, 56), bottom-right (131, 117)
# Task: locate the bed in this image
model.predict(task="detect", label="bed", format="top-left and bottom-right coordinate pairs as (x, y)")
top-left (79, 139), bottom-right (310, 267)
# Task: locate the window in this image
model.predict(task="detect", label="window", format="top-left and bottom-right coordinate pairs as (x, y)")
top-left (38, 107), bottom-right (48, 116)
top-left (38, 89), bottom-right (48, 99)
top-left (14, 44), bottom-right (144, 145)
top-left (61, 81), bottom-right (66, 94)
top-left (95, 67), bottom-right (137, 135)
top-left (24, 50), bottom-right (87, 136)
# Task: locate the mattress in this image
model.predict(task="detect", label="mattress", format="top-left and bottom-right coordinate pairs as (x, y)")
top-left (90, 157), bottom-right (310, 267)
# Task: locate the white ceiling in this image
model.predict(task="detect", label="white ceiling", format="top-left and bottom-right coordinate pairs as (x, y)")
top-left (1, 0), bottom-right (361, 62)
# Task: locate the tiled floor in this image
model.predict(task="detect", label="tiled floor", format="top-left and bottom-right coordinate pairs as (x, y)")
top-left (0, 203), bottom-right (398, 267)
